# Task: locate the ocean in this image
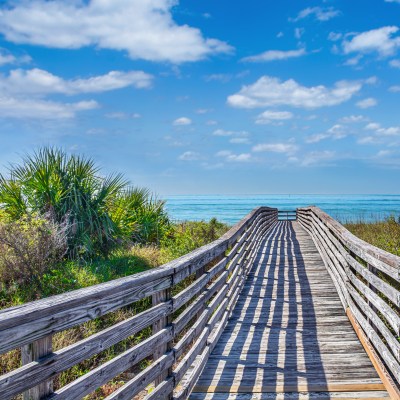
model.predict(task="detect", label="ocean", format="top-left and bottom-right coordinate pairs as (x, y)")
top-left (165, 194), bottom-right (400, 225)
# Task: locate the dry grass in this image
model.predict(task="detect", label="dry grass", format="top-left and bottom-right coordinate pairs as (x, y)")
top-left (344, 216), bottom-right (400, 257)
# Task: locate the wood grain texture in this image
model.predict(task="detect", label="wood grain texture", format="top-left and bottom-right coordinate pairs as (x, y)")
top-left (191, 221), bottom-right (390, 399)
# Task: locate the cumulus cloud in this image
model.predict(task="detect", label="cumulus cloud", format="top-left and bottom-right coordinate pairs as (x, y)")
top-left (389, 85), bottom-right (400, 92)
top-left (390, 59), bottom-right (400, 68)
top-left (0, 51), bottom-right (16, 66)
top-left (255, 110), bottom-right (293, 124)
top-left (227, 76), bottom-right (363, 109)
top-left (0, 97), bottom-right (98, 119)
top-left (301, 151), bottom-right (336, 166)
top-left (343, 26), bottom-right (400, 57)
top-left (212, 129), bottom-right (248, 137)
top-left (306, 124), bottom-right (347, 143)
top-left (363, 122), bottom-right (400, 139)
top-left (0, 68), bottom-right (153, 96)
top-left (178, 151), bottom-right (201, 161)
top-left (105, 112), bottom-right (141, 119)
top-left (242, 48), bottom-right (306, 62)
top-left (291, 7), bottom-right (340, 22)
top-left (230, 137), bottom-right (250, 144)
top-left (216, 150), bottom-right (252, 162)
top-left (356, 97), bottom-right (377, 109)
top-left (173, 117), bottom-right (192, 126)
top-left (340, 115), bottom-right (366, 123)
top-left (0, 0), bottom-right (232, 63)
top-left (252, 142), bottom-right (298, 154)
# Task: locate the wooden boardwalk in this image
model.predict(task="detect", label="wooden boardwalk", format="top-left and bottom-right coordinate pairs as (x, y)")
top-left (191, 221), bottom-right (390, 399)
top-left (1, 207), bottom-right (399, 400)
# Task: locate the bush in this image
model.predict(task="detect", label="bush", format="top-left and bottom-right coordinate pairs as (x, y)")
top-left (0, 213), bottom-right (68, 287)
top-left (0, 147), bottom-right (127, 258)
top-left (109, 187), bottom-right (171, 245)
top-left (161, 218), bottom-right (230, 261)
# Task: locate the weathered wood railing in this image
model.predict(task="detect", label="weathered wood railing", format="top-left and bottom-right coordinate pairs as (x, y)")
top-left (0, 207), bottom-right (278, 400)
top-left (297, 206), bottom-right (400, 397)
top-left (278, 209), bottom-right (297, 221)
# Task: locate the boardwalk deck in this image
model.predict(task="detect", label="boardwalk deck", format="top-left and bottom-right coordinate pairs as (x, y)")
top-left (191, 221), bottom-right (390, 399)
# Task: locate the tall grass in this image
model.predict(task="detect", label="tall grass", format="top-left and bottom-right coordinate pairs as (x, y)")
top-left (344, 216), bottom-right (400, 257)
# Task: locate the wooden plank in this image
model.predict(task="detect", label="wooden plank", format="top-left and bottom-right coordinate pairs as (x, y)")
top-left (348, 298), bottom-right (400, 383)
top-left (104, 352), bottom-right (174, 400)
top-left (193, 383), bottom-right (386, 393)
top-left (152, 289), bottom-right (172, 386)
top-left (49, 328), bottom-right (173, 399)
top-left (21, 336), bottom-right (53, 400)
top-left (347, 308), bottom-right (400, 400)
top-left (145, 376), bottom-right (174, 400)
top-left (189, 392), bottom-right (391, 399)
top-left (0, 302), bottom-right (172, 399)
top-left (297, 208), bottom-right (399, 280)
top-left (0, 271), bottom-right (172, 354)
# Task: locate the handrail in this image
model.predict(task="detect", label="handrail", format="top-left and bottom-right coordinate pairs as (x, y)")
top-left (297, 206), bottom-right (400, 395)
top-left (0, 206), bottom-right (278, 400)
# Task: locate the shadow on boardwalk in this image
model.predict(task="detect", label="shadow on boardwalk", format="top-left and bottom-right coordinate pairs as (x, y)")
top-left (192, 221), bottom-right (330, 398)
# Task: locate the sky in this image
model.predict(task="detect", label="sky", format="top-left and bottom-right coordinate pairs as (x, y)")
top-left (0, 0), bottom-right (399, 195)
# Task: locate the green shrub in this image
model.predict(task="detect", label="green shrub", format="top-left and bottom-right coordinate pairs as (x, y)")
top-left (0, 213), bottom-right (68, 288)
top-left (161, 218), bottom-right (230, 261)
top-left (109, 187), bottom-right (171, 245)
top-left (0, 147), bottom-right (128, 258)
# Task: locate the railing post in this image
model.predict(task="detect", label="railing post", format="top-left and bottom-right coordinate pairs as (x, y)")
top-left (22, 336), bottom-right (53, 399)
top-left (367, 263), bottom-right (379, 334)
top-left (152, 288), bottom-right (173, 389)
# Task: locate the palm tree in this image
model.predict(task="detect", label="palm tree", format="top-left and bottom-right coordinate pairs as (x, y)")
top-left (0, 147), bottom-right (128, 257)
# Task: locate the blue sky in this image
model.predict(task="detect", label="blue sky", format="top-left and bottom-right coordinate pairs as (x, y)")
top-left (0, 0), bottom-right (399, 195)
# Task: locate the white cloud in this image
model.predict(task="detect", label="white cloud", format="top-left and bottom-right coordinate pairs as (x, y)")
top-left (242, 48), bottom-right (306, 62)
top-left (389, 85), bottom-right (400, 92)
top-left (390, 59), bottom-right (400, 68)
top-left (356, 97), bottom-right (377, 109)
top-left (301, 150), bottom-right (336, 166)
top-left (105, 112), bottom-right (141, 119)
top-left (216, 150), bottom-right (252, 162)
top-left (213, 129), bottom-right (248, 137)
top-left (178, 151), bottom-right (201, 161)
top-left (252, 142), bottom-right (298, 154)
top-left (385, 0), bottom-right (400, 3)
top-left (306, 124), bottom-right (347, 143)
top-left (206, 120), bottom-right (218, 126)
top-left (0, 97), bottom-right (98, 119)
top-left (340, 115), bottom-right (366, 123)
top-left (294, 28), bottom-right (305, 40)
top-left (365, 122), bottom-right (381, 130)
top-left (291, 7), bottom-right (340, 22)
top-left (227, 76), bottom-right (363, 109)
top-left (196, 108), bottom-right (211, 114)
top-left (0, 0), bottom-right (232, 63)
top-left (230, 137), bottom-right (250, 144)
top-left (255, 110), bottom-right (293, 124)
top-left (343, 26), bottom-right (400, 57)
top-left (173, 117), bottom-right (192, 126)
top-left (0, 49), bottom-right (31, 66)
top-left (328, 32), bottom-right (342, 42)
top-left (0, 51), bottom-right (15, 66)
top-left (0, 68), bottom-right (153, 96)
top-left (364, 122), bottom-right (400, 137)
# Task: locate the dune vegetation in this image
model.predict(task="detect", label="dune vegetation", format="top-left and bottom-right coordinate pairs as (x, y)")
top-left (0, 147), bottom-right (230, 398)
top-left (344, 216), bottom-right (400, 257)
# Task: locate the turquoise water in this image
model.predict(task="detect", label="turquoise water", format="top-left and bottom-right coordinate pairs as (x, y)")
top-left (165, 195), bottom-right (400, 224)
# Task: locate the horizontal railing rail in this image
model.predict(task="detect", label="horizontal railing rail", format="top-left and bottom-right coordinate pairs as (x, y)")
top-left (0, 206), bottom-right (278, 400)
top-left (297, 206), bottom-right (400, 397)
top-left (278, 210), bottom-right (297, 221)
